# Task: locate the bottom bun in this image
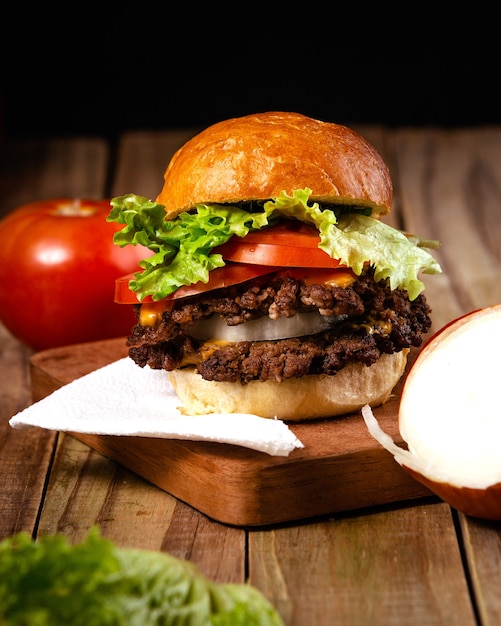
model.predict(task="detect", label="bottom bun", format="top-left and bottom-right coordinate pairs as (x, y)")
top-left (168, 349), bottom-right (409, 422)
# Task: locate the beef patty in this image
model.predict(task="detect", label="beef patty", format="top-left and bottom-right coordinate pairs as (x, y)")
top-left (126, 267), bottom-right (432, 384)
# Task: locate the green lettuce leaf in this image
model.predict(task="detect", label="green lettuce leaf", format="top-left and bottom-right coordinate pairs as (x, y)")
top-left (321, 213), bottom-right (441, 301)
top-left (0, 529), bottom-right (284, 626)
top-left (107, 189), bottom-right (441, 302)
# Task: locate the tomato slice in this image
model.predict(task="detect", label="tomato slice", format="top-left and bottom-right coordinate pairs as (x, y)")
top-left (243, 221), bottom-right (322, 246)
top-left (214, 222), bottom-right (344, 268)
top-left (115, 263), bottom-right (279, 304)
top-left (215, 240), bottom-right (343, 268)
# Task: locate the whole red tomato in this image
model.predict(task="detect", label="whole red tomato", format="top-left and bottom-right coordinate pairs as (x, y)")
top-left (0, 198), bottom-right (147, 351)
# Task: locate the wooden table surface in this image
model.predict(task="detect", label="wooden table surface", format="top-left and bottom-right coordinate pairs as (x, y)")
top-left (1, 124), bottom-right (501, 625)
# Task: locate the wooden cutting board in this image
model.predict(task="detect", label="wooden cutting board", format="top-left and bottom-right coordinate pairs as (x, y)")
top-left (29, 338), bottom-right (431, 526)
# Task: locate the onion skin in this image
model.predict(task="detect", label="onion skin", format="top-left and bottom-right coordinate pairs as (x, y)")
top-left (401, 466), bottom-right (501, 520)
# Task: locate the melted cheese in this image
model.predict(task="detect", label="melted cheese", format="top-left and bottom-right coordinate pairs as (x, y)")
top-left (180, 340), bottom-right (230, 366)
top-left (290, 268), bottom-right (356, 289)
top-left (139, 301), bottom-right (171, 327)
top-left (326, 271), bottom-right (356, 288)
top-left (350, 317), bottom-right (392, 336)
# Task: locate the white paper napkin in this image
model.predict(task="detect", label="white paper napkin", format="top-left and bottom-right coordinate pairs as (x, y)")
top-left (9, 357), bottom-right (304, 457)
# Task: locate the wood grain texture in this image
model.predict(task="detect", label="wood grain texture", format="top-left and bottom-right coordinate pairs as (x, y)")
top-left (37, 434), bottom-right (246, 583)
top-left (0, 137), bottom-right (109, 218)
top-left (250, 503), bottom-right (477, 626)
top-left (390, 127), bottom-right (501, 331)
top-left (111, 129), bottom-right (200, 199)
top-left (0, 322), bottom-right (55, 537)
top-left (459, 514), bottom-right (501, 625)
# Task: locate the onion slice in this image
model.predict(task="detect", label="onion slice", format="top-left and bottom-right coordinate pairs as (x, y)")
top-left (189, 311), bottom-right (344, 342)
top-left (362, 304), bottom-right (501, 520)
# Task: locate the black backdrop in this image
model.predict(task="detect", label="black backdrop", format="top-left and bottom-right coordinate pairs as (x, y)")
top-left (3, 10), bottom-right (498, 138)
top-left (4, 59), bottom-right (492, 138)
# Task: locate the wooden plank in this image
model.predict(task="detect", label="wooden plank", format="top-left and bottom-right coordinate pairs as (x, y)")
top-left (250, 503), bottom-right (477, 626)
top-left (111, 129), bottom-right (200, 199)
top-left (391, 127), bottom-right (501, 331)
top-left (29, 339), bottom-right (431, 526)
top-left (0, 136), bottom-right (109, 218)
top-left (459, 514), bottom-right (501, 625)
top-left (0, 322), bottom-right (56, 539)
top-left (37, 434), bottom-right (245, 583)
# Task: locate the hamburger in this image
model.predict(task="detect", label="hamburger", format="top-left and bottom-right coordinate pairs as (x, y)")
top-left (108, 111), bottom-right (441, 421)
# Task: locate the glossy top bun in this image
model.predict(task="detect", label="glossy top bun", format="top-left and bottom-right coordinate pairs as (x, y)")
top-left (156, 112), bottom-right (393, 219)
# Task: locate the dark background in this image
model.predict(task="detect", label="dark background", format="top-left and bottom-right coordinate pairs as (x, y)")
top-left (2, 11), bottom-right (498, 138)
